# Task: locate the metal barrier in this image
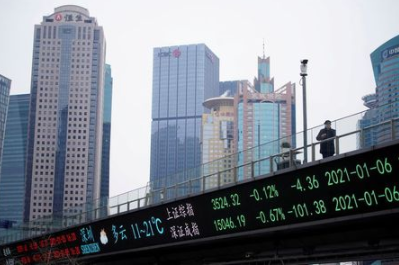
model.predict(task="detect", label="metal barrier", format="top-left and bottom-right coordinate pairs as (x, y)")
top-left (1, 105), bottom-right (399, 245)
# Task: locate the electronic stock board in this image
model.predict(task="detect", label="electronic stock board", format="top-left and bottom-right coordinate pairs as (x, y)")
top-left (2, 143), bottom-right (399, 264)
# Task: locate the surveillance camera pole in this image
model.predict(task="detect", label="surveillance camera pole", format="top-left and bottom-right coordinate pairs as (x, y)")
top-left (300, 60), bottom-right (308, 163)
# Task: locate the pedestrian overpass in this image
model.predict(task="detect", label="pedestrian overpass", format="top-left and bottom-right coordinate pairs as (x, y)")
top-left (1, 107), bottom-right (399, 264)
top-left (2, 141), bottom-right (399, 264)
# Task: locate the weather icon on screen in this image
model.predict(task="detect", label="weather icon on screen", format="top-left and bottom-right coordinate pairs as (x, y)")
top-left (100, 229), bottom-right (109, 245)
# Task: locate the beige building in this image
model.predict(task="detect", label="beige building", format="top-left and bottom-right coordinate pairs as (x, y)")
top-left (202, 96), bottom-right (235, 189)
top-left (25, 5), bottom-right (106, 221)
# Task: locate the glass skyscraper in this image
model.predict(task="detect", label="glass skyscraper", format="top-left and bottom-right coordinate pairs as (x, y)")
top-left (0, 94), bottom-right (29, 229)
top-left (0, 75), bottom-right (11, 175)
top-left (150, 44), bottom-right (219, 188)
top-left (235, 56), bottom-right (296, 180)
top-left (101, 64), bottom-right (112, 199)
top-left (359, 35), bottom-right (399, 147)
top-left (24, 5), bottom-right (106, 221)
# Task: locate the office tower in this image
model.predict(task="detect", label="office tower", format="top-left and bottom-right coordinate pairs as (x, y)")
top-left (100, 64), bottom-right (112, 199)
top-left (24, 5), bottom-right (106, 221)
top-left (0, 94), bottom-right (29, 229)
top-left (358, 94), bottom-right (378, 148)
top-left (202, 95), bottom-right (235, 189)
top-left (0, 75), bottom-right (11, 174)
top-left (359, 35), bottom-right (399, 147)
top-left (235, 56), bottom-right (296, 180)
top-left (150, 44), bottom-right (220, 190)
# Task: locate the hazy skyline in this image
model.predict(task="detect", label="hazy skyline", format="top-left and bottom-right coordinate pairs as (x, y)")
top-left (0, 0), bottom-right (398, 197)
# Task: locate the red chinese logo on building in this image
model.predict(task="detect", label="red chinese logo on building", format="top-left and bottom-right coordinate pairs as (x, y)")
top-left (173, 49), bottom-right (181, 58)
top-left (55, 13), bottom-right (63, 21)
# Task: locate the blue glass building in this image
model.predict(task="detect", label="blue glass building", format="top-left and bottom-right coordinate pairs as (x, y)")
top-left (360, 35), bottom-right (399, 147)
top-left (100, 64), bottom-right (112, 199)
top-left (0, 94), bottom-right (29, 229)
top-left (24, 5), bottom-right (106, 221)
top-left (150, 44), bottom-right (219, 189)
top-left (235, 56), bottom-right (296, 180)
top-left (0, 75), bottom-right (11, 174)
top-left (255, 57), bottom-right (274, 93)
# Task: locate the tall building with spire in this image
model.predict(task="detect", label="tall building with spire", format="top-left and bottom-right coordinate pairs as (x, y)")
top-left (254, 42), bottom-right (274, 94)
top-left (24, 5), bottom-right (106, 221)
top-left (235, 53), bottom-right (296, 180)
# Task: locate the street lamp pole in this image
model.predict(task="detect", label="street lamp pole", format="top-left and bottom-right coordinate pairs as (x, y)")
top-left (300, 60), bottom-right (308, 163)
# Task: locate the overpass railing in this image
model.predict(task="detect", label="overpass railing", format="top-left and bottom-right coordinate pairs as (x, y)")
top-left (1, 101), bottom-right (399, 245)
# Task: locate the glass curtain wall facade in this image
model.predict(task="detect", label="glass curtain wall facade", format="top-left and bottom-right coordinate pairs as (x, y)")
top-left (255, 57), bottom-right (274, 93)
top-left (0, 75), bottom-right (11, 174)
top-left (24, 5), bottom-right (106, 221)
top-left (100, 64), bottom-right (112, 199)
top-left (0, 94), bottom-right (29, 230)
top-left (150, 44), bottom-right (219, 193)
top-left (235, 57), bottom-right (296, 180)
top-left (235, 89), bottom-right (280, 179)
top-left (359, 35), bottom-right (399, 147)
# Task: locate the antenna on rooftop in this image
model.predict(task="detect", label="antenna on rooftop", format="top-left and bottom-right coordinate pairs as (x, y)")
top-left (262, 39), bottom-right (265, 59)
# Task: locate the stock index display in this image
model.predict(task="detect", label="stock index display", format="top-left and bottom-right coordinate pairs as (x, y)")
top-left (2, 143), bottom-right (399, 264)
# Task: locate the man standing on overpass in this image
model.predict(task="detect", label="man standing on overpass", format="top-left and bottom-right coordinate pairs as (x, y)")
top-left (316, 120), bottom-right (336, 158)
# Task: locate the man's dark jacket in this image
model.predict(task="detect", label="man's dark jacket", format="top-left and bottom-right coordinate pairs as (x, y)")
top-left (316, 128), bottom-right (336, 156)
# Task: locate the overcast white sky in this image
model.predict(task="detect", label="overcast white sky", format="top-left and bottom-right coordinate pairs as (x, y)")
top-left (0, 0), bottom-right (398, 197)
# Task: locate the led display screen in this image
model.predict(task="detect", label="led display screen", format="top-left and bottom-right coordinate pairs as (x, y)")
top-left (1, 143), bottom-right (399, 264)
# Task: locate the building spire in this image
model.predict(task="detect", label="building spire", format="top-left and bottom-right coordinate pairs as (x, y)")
top-left (262, 39), bottom-right (265, 59)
